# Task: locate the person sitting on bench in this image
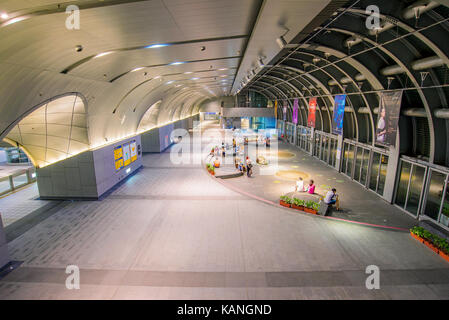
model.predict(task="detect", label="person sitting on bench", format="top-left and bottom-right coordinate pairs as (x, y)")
top-left (305, 179), bottom-right (315, 194)
top-left (295, 177), bottom-right (304, 192)
top-left (324, 188), bottom-right (340, 210)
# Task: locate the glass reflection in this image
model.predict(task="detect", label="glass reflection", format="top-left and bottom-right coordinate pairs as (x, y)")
top-left (424, 170), bottom-right (446, 221)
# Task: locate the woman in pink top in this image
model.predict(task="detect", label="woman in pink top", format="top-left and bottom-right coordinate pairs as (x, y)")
top-left (306, 179), bottom-right (315, 194)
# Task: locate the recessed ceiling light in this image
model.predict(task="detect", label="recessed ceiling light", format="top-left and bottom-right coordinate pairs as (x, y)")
top-left (166, 81), bottom-right (174, 84)
top-left (219, 68), bottom-right (228, 71)
top-left (191, 77), bottom-right (199, 80)
top-left (145, 44), bottom-right (169, 49)
top-left (184, 71), bottom-right (193, 74)
top-left (131, 67), bottom-right (144, 72)
top-left (94, 51), bottom-right (113, 59)
top-left (1, 12), bottom-right (9, 20)
top-left (170, 61), bottom-right (184, 66)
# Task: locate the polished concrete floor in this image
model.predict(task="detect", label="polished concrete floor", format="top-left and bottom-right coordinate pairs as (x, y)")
top-left (0, 122), bottom-right (448, 299)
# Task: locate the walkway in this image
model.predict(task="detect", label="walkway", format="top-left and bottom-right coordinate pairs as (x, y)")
top-left (0, 122), bottom-right (448, 299)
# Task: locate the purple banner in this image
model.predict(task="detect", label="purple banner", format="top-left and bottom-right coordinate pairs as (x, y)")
top-left (292, 99), bottom-right (299, 124)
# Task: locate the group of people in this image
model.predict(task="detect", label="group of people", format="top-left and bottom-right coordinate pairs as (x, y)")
top-left (295, 177), bottom-right (340, 210)
top-left (236, 156), bottom-right (253, 177)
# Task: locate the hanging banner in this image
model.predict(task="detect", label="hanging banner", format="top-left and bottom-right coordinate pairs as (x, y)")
top-left (274, 100), bottom-right (278, 119)
top-left (332, 94), bottom-right (346, 135)
top-left (307, 97), bottom-right (317, 128)
top-left (292, 98), bottom-right (299, 124)
top-left (376, 91), bottom-right (403, 146)
top-left (283, 101), bottom-right (287, 121)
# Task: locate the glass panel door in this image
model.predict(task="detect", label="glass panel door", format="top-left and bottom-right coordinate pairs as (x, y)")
top-left (354, 147), bottom-right (363, 181)
top-left (405, 165), bottom-right (426, 216)
top-left (360, 148), bottom-right (370, 186)
top-left (423, 170), bottom-right (447, 221)
top-left (377, 155), bottom-right (388, 196)
top-left (321, 136), bottom-right (328, 162)
top-left (439, 179), bottom-right (449, 227)
top-left (395, 161), bottom-right (412, 209)
top-left (342, 143), bottom-right (348, 174)
top-left (369, 152), bottom-right (381, 191)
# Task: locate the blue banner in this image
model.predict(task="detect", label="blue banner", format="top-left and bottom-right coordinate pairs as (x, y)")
top-left (332, 95), bottom-right (346, 135)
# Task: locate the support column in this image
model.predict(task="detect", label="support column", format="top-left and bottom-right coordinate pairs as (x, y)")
top-left (293, 125), bottom-right (297, 146)
top-left (0, 214), bottom-right (10, 269)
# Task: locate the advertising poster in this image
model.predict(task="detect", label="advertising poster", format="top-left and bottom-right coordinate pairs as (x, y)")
top-left (130, 141), bottom-right (137, 162)
top-left (274, 100), bottom-right (278, 119)
top-left (376, 91), bottom-right (403, 147)
top-left (123, 143), bottom-right (131, 166)
top-left (292, 98), bottom-right (299, 124)
top-left (283, 101), bottom-right (287, 121)
top-left (114, 145), bottom-right (124, 171)
top-left (307, 97), bottom-right (317, 128)
top-left (332, 94), bottom-right (346, 135)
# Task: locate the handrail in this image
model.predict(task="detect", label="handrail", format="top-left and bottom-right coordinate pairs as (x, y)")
top-left (0, 167), bottom-right (36, 196)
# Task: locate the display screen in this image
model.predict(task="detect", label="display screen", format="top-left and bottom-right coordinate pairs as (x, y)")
top-left (114, 145), bottom-right (124, 171)
top-left (123, 143), bottom-right (131, 167)
top-left (130, 141), bottom-right (137, 162)
top-left (332, 94), bottom-right (346, 135)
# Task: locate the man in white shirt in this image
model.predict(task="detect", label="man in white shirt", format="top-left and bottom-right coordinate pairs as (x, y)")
top-left (295, 177), bottom-right (304, 192)
top-left (324, 188), bottom-right (340, 210)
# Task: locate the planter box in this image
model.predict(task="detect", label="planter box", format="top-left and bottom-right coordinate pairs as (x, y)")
top-left (411, 232), bottom-right (449, 263)
top-left (280, 200), bottom-right (291, 208)
top-left (291, 204), bottom-right (304, 211)
top-left (304, 207), bottom-right (318, 215)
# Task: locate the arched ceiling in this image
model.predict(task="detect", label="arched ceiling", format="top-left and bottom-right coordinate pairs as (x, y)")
top-left (0, 0), bottom-right (264, 148)
top-left (238, 0), bottom-right (449, 165)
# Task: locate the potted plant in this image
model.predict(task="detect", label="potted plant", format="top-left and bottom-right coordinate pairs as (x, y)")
top-left (291, 198), bottom-right (305, 211)
top-left (410, 226), bottom-right (449, 263)
top-left (304, 200), bottom-right (319, 215)
top-left (279, 196), bottom-right (292, 208)
top-left (209, 165), bottom-right (215, 176)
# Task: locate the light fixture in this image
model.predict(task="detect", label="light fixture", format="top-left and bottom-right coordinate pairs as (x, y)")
top-left (219, 68), bottom-right (228, 71)
top-left (154, 76), bottom-right (161, 79)
top-left (220, 75), bottom-right (227, 77)
top-left (126, 168), bottom-right (131, 174)
top-left (94, 51), bottom-right (113, 59)
top-left (191, 77), bottom-right (199, 80)
top-left (131, 67), bottom-right (144, 72)
top-left (276, 35), bottom-right (287, 49)
top-left (169, 61), bottom-right (184, 66)
top-left (75, 45), bottom-right (83, 52)
top-left (145, 44), bottom-right (169, 49)
top-left (184, 71), bottom-right (193, 74)
top-left (251, 69), bottom-right (256, 76)
top-left (0, 12), bottom-right (9, 20)
top-left (166, 81), bottom-right (174, 84)
top-left (257, 57), bottom-right (265, 68)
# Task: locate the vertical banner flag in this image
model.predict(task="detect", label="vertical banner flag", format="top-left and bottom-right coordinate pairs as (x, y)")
top-left (332, 94), bottom-right (346, 135)
top-left (376, 91), bottom-right (403, 146)
top-left (283, 101), bottom-right (287, 121)
top-left (274, 100), bottom-right (278, 119)
top-left (307, 97), bottom-right (317, 128)
top-left (292, 98), bottom-right (299, 124)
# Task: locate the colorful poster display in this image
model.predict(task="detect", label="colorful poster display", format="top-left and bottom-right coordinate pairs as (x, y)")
top-left (307, 97), bottom-right (317, 128)
top-left (114, 145), bottom-right (124, 171)
top-left (292, 99), bottom-right (299, 124)
top-left (332, 95), bottom-right (346, 135)
top-left (130, 141), bottom-right (137, 162)
top-left (123, 143), bottom-right (131, 167)
top-left (376, 91), bottom-right (403, 147)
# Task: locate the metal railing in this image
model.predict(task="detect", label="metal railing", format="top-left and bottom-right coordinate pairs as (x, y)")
top-left (0, 167), bottom-right (36, 196)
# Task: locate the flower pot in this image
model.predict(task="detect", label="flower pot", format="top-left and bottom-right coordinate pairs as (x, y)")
top-left (304, 207), bottom-right (317, 215)
top-left (411, 232), bottom-right (449, 263)
top-left (280, 200), bottom-right (291, 208)
top-left (291, 204), bottom-right (304, 211)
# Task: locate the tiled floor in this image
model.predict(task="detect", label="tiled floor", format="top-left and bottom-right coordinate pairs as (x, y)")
top-left (0, 122), bottom-right (448, 299)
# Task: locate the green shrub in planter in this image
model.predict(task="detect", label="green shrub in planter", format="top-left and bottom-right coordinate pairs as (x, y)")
top-left (411, 226), bottom-right (449, 255)
top-left (312, 202), bottom-right (320, 211)
top-left (293, 198), bottom-right (304, 207)
top-left (305, 200), bottom-right (315, 209)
